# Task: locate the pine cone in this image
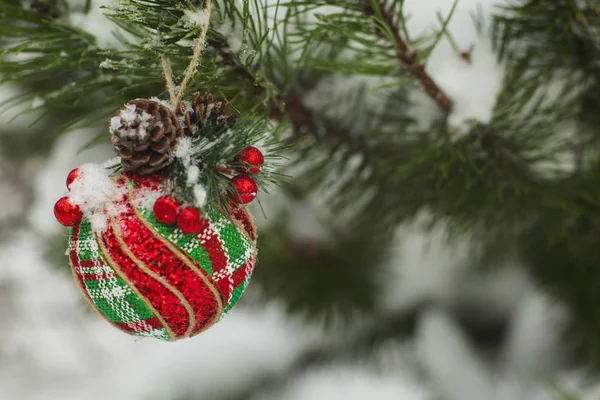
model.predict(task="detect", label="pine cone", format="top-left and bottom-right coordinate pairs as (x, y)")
top-left (181, 93), bottom-right (239, 136)
top-left (110, 99), bottom-right (184, 175)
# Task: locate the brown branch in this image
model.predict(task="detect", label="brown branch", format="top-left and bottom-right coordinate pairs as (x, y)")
top-left (363, 1), bottom-right (453, 114)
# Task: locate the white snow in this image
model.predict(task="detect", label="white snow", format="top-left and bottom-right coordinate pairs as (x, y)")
top-left (182, 155), bottom-right (207, 208)
top-left (418, 309), bottom-right (497, 400)
top-left (275, 365), bottom-right (431, 400)
top-left (401, 0), bottom-right (507, 134)
top-left (193, 184), bottom-right (207, 208)
top-left (149, 96), bottom-right (173, 109)
top-left (415, 305), bottom-right (590, 400)
top-left (110, 103), bottom-right (155, 140)
top-left (109, 115), bottom-right (122, 132)
top-left (142, 36), bottom-right (163, 51)
top-left (131, 185), bottom-right (163, 209)
top-left (87, 211), bottom-right (109, 232)
top-left (101, 157), bottom-right (121, 169)
top-left (99, 58), bottom-right (117, 70)
top-left (119, 104), bottom-right (138, 126)
top-left (173, 136), bottom-right (210, 206)
top-left (502, 291), bottom-right (567, 378)
top-left (182, 9), bottom-right (208, 28)
top-left (28, 128), bottom-right (114, 235)
top-left (174, 136), bottom-right (193, 164)
top-left (187, 164), bottom-right (200, 184)
top-left (67, 163), bottom-right (127, 232)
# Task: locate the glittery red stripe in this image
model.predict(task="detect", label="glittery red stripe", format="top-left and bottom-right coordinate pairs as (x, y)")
top-left (201, 231), bottom-right (231, 303)
top-left (70, 223), bottom-right (95, 305)
top-left (102, 222), bottom-right (190, 337)
top-left (117, 201), bottom-right (220, 335)
top-left (144, 316), bottom-right (164, 329)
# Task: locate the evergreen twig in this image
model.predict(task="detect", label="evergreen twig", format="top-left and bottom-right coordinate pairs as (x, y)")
top-left (362, 0), bottom-right (453, 113)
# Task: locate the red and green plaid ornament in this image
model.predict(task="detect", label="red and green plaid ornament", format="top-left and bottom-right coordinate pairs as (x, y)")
top-left (54, 94), bottom-right (277, 341)
top-left (68, 174), bottom-right (256, 340)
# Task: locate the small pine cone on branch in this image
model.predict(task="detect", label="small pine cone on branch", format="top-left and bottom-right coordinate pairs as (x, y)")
top-left (181, 93), bottom-right (239, 136)
top-left (110, 99), bottom-right (184, 175)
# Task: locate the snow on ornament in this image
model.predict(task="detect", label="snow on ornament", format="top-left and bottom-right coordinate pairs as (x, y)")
top-left (53, 93), bottom-right (279, 341)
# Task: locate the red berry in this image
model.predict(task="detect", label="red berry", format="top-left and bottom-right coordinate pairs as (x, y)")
top-left (66, 168), bottom-right (80, 190)
top-left (236, 146), bottom-right (264, 175)
top-left (231, 175), bottom-right (258, 204)
top-left (153, 195), bottom-right (179, 225)
top-left (177, 206), bottom-right (208, 235)
top-left (54, 196), bottom-right (83, 226)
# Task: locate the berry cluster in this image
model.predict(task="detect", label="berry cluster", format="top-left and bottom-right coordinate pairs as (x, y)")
top-left (54, 168), bottom-right (83, 227)
top-left (153, 195), bottom-right (209, 234)
top-left (54, 144), bottom-right (266, 234)
top-left (230, 145), bottom-right (264, 204)
top-left (151, 146), bottom-right (264, 235)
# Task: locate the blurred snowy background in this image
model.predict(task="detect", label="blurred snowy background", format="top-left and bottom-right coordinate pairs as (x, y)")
top-left (2, 0), bottom-right (600, 399)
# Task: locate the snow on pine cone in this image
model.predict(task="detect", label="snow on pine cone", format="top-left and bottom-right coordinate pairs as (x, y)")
top-left (67, 173), bottom-right (257, 341)
top-left (110, 99), bottom-right (184, 175)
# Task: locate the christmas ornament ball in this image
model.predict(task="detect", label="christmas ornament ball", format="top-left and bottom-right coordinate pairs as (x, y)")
top-left (68, 173), bottom-right (257, 341)
top-left (231, 175), bottom-right (258, 204)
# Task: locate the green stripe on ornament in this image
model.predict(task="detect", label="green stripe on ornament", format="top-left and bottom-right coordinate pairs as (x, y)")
top-left (218, 222), bottom-right (252, 273)
top-left (74, 219), bottom-right (170, 341)
top-left (223, 278), bottom-right (248, 314)
top-left (139, 207), bottom-right (214, 277)
top-left (83, 279), bottom-right (156, 323)
top-left (209, 211), bottom-right (253, 280)
top-left (84, 280), bottom-right (126, 322)
top-left (76, 224), bottom-right (96, 261)
top-left (122, 290), bottom-right (155, 320)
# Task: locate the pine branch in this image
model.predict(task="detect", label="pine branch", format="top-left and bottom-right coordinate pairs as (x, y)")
top-left (361, 0), bottom-right (453, 113)
top-left (284, 1), bottom-right (454, 114)
top-left (210, 33), bottom-right (428, 228)
top-left (493, 0), bottom-right (600, 73)
top-left (209, 34), bottom-right (346, 134)
top-left (167, 116), bottom-right (281, 214)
